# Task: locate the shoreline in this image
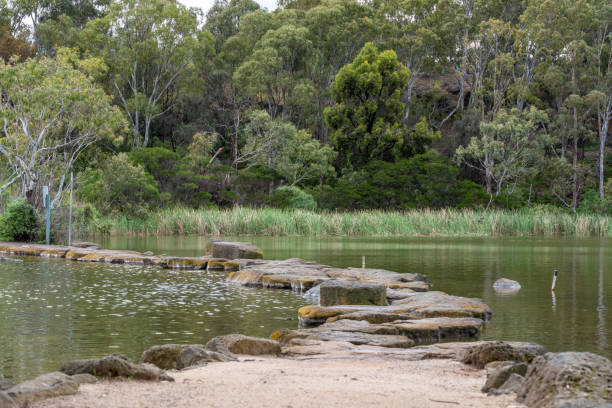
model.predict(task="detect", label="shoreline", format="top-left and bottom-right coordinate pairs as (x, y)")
top-left (1, 240), bottom-right (610, 407)
top-left (31, 353), bottom-right (523, 408)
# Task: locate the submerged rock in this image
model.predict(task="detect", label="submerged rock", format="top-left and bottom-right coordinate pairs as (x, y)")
top-left (518, 352), bottom-right (612, 408)
top-left (462, 341), bottom-right (546, 369)
top-left (60, 354), bottom-right (174, 381)
top-left (319, 280), bottom-right (387, 307)
top-left (206, 334), bottom-right (280, 356)
top-left (6, 372), bottom-right (78, 406)
top-left (0, 256), bottom-right (22, 262)
top-left (493, 278), bottom-right (521, 291)
top-left (207, 240), bottom-right (263, 260)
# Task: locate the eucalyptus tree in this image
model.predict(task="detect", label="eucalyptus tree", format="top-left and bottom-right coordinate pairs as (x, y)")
top-left (83, 0), bottom-right (202, 147)
top-left (455, 106), bottom-right (548, 198)
top-left (0, 52), bottom-right (126, 208)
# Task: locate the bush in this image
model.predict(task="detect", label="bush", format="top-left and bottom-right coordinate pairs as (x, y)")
top-left (78, 153), bottom-right (160, 217)
top-left (0, 198), bottom-right (38, 241)
top-left (578, 189), bottom-right (610, 215)
top-left (271, 186), bottom-right (317, 211)
top-left (315, 152), bottom-right (487, 210)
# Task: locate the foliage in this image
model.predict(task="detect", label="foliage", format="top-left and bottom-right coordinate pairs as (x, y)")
top-left (324, 42), bottom-right (410, 169)
top-left (316, 152), bottom-right (487, 210)
top-left (78, 153), bottom-right (160, 216)
top-left (0, 198), bottom-right (38, 241)
top-left (271, 186), bottom-right (317, 211)
top-left (0, 54), bottom-right (126, 208)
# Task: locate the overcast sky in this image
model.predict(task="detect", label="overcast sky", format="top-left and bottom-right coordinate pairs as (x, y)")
top-left (179, 0), bottom-right (278, 14)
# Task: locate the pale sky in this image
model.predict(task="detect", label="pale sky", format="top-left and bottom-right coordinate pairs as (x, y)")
top-left (179, 0), bottom-right (278, 14)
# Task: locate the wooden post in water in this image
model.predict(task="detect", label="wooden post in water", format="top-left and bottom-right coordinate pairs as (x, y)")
top-left (362, 255), bottom-right (365, 269)
top-left (551, 269), bottom-right (558, 291)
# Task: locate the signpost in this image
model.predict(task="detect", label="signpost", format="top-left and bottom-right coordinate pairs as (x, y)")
top-left (43, 186), bottom-right (50, 245)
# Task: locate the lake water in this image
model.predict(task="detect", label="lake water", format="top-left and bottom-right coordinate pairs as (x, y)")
top-left (0, 236), bottom-right (610, 381)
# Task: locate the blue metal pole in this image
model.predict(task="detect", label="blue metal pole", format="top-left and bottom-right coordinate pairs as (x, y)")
top-left (68, 172), bottom-right (73, 246)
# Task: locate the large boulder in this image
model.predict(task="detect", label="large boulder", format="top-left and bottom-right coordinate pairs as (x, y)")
top-left (481, 361), bottom-right (528, 393)
top-left (177, 345), bottom-right (237, 369)
top-left (319, 280), bottom-right (387, 306)
top-left (462, 341), bottom-right (547, 369)
top-left (206, 241), bottom-right (263, 260)
top-left (140, 344), bottom-right (189, 370)
top-left (140, 344), bottom-right (236, 370)
top-left (206, 334), bottom-right (280, 355)
top-left (518, 352), bottom-right (612, 408)
top-left (60, 354), bottom-right (174, 381)
top-left (5, 372), bottom-right (78, 406)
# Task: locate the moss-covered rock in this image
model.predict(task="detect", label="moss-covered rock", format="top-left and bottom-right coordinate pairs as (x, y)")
top-left (319, 280), bottom-right (387, 306)
top-left (206, 241), bottom-right (263, 260)
top-left (60, 354), bottom-right (174, 381)
top-left (462, 341), bottom-right (546, 368)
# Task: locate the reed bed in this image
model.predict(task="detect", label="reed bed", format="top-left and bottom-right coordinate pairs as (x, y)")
top-left (81, 207), bottom-right (612, 237)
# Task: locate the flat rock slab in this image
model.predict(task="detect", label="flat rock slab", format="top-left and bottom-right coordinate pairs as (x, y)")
top-left (206, 241), bottom-right (263, 260)
top-left (226, 259), bottom-right (430, 294)
top-left (391, 291), bottom-right (492, 321)
top-left (207, 334), bottom-right (280, 356)
top-left (6, 372), bottom-right (78, 406)
top-left (518, 352), bottom-right (612, 408)
top-left (298, 291), bottom-right (491, 327)
top-left (319, 280), bottom-right (387, 306)
top-left (274, 316), bottom-right (483, 349)
top-left (60, 354), bottom-right (174, 382)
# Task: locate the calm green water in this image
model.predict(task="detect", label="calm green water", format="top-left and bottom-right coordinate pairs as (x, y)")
top-left (1, 236), bottom-right (610, 381)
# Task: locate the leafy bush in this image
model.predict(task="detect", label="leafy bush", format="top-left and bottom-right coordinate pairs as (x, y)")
top-left (578, 189), bottom-right (611, 215)
top-left (315, 152), bottom-right (487, 210)
top-left (271, 186), bottom-right (317, 211)
top-left (0, 198), bottom-right (38, 241)
top-left (78, 153), bottom-right (160, 217)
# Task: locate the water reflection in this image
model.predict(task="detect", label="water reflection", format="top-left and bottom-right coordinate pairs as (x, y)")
top-left (1, 235), bottom-right (611, 382)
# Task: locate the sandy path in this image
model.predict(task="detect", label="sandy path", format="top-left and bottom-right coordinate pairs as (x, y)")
top-left (33, 357), bottom-right (524, 408)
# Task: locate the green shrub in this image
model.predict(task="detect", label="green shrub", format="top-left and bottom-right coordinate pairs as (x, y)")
top-left (315, 153), bottom-right (487, 210)
top-left (0, 198), bottom-right (38, 241)
top-left (578, 189), bottom-right (610, 215)
top-left (271, 186), bottom-right (317, 211)
top-left (78, 153), bottom-right (160, 217)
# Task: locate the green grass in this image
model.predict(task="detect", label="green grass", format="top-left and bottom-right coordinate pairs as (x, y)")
top-left (80, 207), bottom-right (612, 237)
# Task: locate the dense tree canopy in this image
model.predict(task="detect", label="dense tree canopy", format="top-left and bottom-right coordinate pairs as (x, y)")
top-left (0, 0), bottom-right (610, 214)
